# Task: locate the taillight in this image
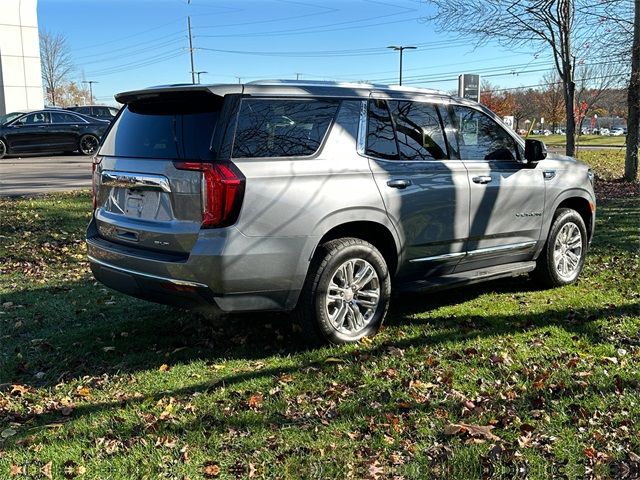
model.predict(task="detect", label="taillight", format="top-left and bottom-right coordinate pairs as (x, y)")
top-left (91, 156), bottom-right (102, 211)
top-left (174, 162), bottom-right (245, 228)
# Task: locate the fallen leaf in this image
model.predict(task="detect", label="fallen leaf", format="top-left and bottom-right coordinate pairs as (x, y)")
top-left (102, 346), bottom-right (116, 353)
top-left (203, 461), bottom-right (221, 478)
top-left (10, 465), bottom-right (23, 476)
top-left (10, 384), bottom-right (28, 396)
top-left (584, 446), bottom-right (597, 459)
top-left (159, 364), bottom-right (170, 372)
top-left (75, 386), bottom-right (90, 398)
top-left (41, 461), bottom-right (53, 480)
top-left (248, 393), bottom-right (263, 409)
top-left (443, 423), bottom-right (501, 441)
top-left (324, 357), bottom-right (344, 364)
top-left (1, 428), bottom-right (17, 439)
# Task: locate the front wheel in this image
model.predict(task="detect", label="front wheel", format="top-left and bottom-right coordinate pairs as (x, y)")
top-left (295, 238), bottom-right (391, 345)
top-left (78, 134), bottom-right (99, 155)
top-left (533, 208), bottom-right (588, 287)
top-left (0, 139), bottom-right (7, 159)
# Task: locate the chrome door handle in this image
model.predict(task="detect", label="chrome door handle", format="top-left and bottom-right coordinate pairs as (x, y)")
top-left (387, 179), bottom-right (412, 189)
top-left (472, 175), bottom-right (492, 184)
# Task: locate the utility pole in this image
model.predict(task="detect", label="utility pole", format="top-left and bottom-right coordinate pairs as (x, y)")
top-left (82, 80), bottom-right (98, 104)
top-left (188, 16), bottom-right (196, 84)
top-left (387, 45), bottom-right (416, 86)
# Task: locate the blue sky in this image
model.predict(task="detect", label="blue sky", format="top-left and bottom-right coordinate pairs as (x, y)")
top-left (39, 0), bottom-right (555, 105)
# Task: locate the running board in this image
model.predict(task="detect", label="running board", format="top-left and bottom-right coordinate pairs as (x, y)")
top-left (396, 261), bottom-right (536, 293)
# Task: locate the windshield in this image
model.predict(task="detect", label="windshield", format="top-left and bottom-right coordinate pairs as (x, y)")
top-left (99, 92), bottom-right (222, 160)
top-left (0, 112), bottom-right (24, 125)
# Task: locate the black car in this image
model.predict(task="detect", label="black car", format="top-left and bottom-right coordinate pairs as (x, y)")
top-left (66, 105), bottom-right (120, 121)
top-left (0, 110), bottom-right (110, 159)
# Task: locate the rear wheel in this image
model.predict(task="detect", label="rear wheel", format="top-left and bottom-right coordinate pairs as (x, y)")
top-left (295, 238), bottom-right (391, 345)
top-left (0, 139), bottom-right (6, 159)
top-left (533, 208), bottom-right (587, 287)
top-left (79, 134), bottom-right (99, 155)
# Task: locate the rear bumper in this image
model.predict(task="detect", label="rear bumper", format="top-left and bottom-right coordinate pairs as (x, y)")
top-left (86, 217), bottom-right (316, 312)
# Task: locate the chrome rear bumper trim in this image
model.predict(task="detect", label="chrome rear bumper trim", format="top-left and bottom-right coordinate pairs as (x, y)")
top-left (88, 255), bottom-right (208, 289)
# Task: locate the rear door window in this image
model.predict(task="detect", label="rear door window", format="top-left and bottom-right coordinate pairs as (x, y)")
top-left (366, 99), bottom-right (448, 161)
top-left (366, 99), bottom-right (398, 160)
top-left (99, 92), bottom-right (222, 160)
top-left (232, 99), bottom-right (339, 158)
top-left (51, 112), bottom-right (83, 124)
top-left (388, 101), bottom-right (447, 160)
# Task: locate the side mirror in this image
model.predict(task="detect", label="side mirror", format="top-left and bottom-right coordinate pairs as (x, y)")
top-left (524, 138), bottom-right (547, 164)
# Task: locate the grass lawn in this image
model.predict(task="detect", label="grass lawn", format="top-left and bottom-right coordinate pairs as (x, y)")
top-left (1, 171), bottom-right (639, 477)
top-left (528, 134), bottom-right (627, 148)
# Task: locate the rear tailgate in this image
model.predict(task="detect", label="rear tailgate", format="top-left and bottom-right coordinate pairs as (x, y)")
top-left (93, 89), bottom-right (227, 256)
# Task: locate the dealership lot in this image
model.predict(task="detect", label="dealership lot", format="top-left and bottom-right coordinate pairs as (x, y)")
top-left (0, 153), bottom-right (91, 196)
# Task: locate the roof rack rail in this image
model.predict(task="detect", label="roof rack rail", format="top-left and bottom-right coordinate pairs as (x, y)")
top-left (245, 79), bottom-right (448, 95)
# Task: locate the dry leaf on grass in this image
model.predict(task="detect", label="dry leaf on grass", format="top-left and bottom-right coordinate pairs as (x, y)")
top-left (444, 422), bottom-right (501, 441)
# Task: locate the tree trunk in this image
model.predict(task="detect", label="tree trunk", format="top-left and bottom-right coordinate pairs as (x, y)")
top-left (625, 0), bottom-right (639, 182)
top-left (565, 80), bottom-right (576, 157)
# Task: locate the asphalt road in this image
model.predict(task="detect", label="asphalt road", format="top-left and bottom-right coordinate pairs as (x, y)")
top-left (0, 153), bottom-right (92, 196)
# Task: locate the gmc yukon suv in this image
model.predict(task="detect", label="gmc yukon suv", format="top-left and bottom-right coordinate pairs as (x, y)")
top-left (87, 81), bottom-right (595, 344)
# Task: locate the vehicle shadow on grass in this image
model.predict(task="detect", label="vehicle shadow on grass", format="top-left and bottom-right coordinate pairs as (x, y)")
top-left (1, 274), bottom-right (635, 387)
top-left (1, 272), bottom-right (638, 453)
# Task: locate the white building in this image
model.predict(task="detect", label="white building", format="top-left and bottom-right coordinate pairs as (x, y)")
top-left (0, 0), bottom-right (44, 115)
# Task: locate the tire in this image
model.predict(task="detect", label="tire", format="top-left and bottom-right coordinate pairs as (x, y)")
top-left (0, 139), bottom-right (6, 159)
top-left (78, 134), bottom-right (99, 155)
top-left (533, 208), bottom-right (588, 287)
top-left (295, 238), bottom-right (391, 345)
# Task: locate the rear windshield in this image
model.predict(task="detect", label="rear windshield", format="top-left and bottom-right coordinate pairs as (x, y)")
top-left (99, 92), bottom-right (222, 160)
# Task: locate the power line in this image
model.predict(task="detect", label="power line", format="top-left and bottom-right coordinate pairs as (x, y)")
top-left (75, 31), bottom-right (186, 61)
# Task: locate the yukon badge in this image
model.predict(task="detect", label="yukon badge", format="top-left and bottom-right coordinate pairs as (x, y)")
top-left (516, 212), bottom-right (542, 217)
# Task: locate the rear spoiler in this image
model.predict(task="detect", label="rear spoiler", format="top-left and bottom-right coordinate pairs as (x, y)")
top-left (115, 84), bottom-right (244, 105)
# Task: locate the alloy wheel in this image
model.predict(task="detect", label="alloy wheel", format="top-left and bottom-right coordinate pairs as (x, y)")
top-left (324, 258), bottom-right (380, 335)
top-left (80, 136), bottom-right (98, 155)
top-left (553, 222), bottom-right (583, 279)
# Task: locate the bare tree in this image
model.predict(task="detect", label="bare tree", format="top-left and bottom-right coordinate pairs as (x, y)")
top-left (512, 88), bottom-right (540, 131)
top-left (578, 0), bottom-right (637, 180)
top-left (538, 71), bottom-right (565, 133)
top-left (626, 2), bottom-right (639, 182)
top-left (40, 30), bottom-right (74, 106)
top-left (422, 0), bottom-right (605, 157)
top-left (574, 60), bottom-right (627, 135)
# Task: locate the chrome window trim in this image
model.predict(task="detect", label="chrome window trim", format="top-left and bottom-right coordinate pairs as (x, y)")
top-left (356, 100), bottom-right (367, 155)
top-left (101, 171), bottom-right (171, 193)
top-left (88, 256), bottom-right (208, 288)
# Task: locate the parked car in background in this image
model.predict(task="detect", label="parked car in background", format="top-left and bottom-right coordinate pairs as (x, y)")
top-left (599, 128), bottom-right (610, 136)
top-left (66, 105), bottom-right (120, 121)
top-left (0, 111), bottom-right (28, 125)
top-left (87, 81), bottom-right (596, 345)
top-left (0, 109), bottom-right (110, 159)
top-left (610, 127), bottom-right (625, 136)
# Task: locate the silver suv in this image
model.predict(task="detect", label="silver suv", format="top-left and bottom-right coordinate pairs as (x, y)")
top-left (87, 81), bottom-right (595, 344)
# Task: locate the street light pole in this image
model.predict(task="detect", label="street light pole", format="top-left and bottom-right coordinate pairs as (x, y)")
top-left (195, 71), bottom-right (208, 84)
top-left (387, 45), bottom-right (416, 86)
top-left (82, 80), bottom-right (98, 104)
